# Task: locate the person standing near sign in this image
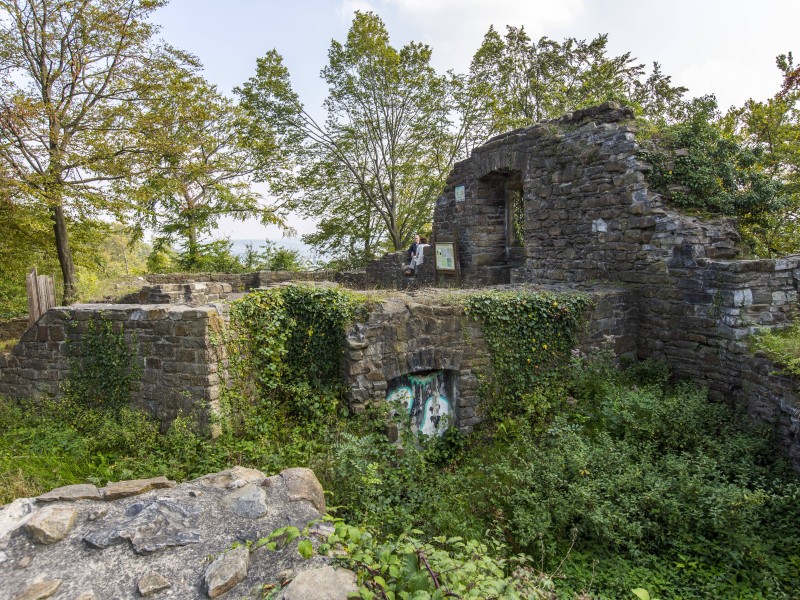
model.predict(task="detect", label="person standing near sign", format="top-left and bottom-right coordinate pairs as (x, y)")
top-left (405, 236), bottom-right (428, 275)
top-left (407, 234), bottom-right (420, 262)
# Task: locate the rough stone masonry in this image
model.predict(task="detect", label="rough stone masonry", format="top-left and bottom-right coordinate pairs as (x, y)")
top-left (1, 101), bottom-right (799, 469)
top-left (436, 101), bottom-right (800, 469)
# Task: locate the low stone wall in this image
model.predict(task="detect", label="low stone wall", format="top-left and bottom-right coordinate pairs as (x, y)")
top-left (363, 250), bottom-right (435, 290)
top-left (105, 270), bottom-right (370, 307)
top-left (118, 282), bottom-right (235, 306)
top-left (343, 287), bottom-right (637, 433)
top-left (142, 270), bottom-right (368, 292)
top-left (0, 304), bottom-right (224, 428)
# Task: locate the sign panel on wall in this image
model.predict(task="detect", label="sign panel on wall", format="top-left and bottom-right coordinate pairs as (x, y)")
top-left (435, 243), bottom-right (456, 271)
top-left (455, 185), bottom-right (465, 203)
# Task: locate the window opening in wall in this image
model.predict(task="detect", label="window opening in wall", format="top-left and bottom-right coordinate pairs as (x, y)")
top-left (506, 187), bottom-right (524, 248)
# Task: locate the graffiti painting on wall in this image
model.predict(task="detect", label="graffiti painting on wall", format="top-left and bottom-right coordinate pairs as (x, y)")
top-left (385, 370), bottom-right (454, 436)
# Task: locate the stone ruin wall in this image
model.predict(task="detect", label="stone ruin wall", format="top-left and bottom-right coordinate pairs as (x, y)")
top-left (0, 304), bottom-right (224, 428)
top-left (0, 285), bottom-right (635, 436)
top-left (437, 102), bottom-right (800, 468)
top-left (2, 101), bottom-right (799, 467)
top-left (344, 287), bottom-right (637, 434)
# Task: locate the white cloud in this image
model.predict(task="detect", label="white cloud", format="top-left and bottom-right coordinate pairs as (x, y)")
top-left (339, 0), bottom-right (376, 21)
top-left (678, 57), bottom-right (783, 110)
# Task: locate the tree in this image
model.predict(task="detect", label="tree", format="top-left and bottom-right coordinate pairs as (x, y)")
top-left (0, 0), bottom-right (169, 303)
top-left (725, 52), bottom-right (800, 254)
top-left (237, 12), bottom-right (454, 265)
top-left (465, 26), bottom-right (687, 141)
top-left (121, 65), bottom-right (281, 270)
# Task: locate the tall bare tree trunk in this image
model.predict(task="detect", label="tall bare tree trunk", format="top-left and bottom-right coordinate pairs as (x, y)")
top-left (51, 203), bottom-right (76, 305)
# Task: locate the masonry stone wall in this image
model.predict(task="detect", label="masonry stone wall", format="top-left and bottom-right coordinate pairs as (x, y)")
top-left (0, 304), bottom-right (224, 428)
top-left (435, 101), bottom-right (800, 469)
top-left (362, 249), bottom-right (435, 290)
top-left (343, 287), bottom-right (637, 433)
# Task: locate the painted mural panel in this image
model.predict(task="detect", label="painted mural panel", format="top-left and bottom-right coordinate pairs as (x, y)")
top-left (385, 370), bottom-right (454, 436)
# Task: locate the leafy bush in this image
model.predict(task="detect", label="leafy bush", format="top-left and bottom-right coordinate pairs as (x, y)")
top-left (226, 284), bottom-right (368, 419)
top-left (641, 96), bottom-right (788, 255)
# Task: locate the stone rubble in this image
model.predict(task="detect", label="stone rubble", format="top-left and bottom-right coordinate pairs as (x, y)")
top-left (0, 467), bottom-right (358, 599)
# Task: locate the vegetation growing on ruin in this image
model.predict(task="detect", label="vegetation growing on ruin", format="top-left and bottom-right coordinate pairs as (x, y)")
top-left (62, 318), bottom-right (141, 414)
top-left (464, 290), bottom-right (589, 422)
top-left (3, 289), bottom-right (800, 598)
top-left (641, 53), bottom-right (800, 257)
top-left (750, 318), bottom-right (800, 376)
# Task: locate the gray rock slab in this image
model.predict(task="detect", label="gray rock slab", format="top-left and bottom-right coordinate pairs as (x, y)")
top-left (25, 507), bottom-right (77, 544)
top-left (205, 546), bottom-right (250, 598)
top-left (83, 497), bottom-right (201, 554)
top-left (0, 468), bottom-right (331, 599)
top-left (223, 484), bottom-right (268, 519)
top-left (36, 484), bottom-right (101, 503)
top-left (279, 565), bottom-right (359, 600)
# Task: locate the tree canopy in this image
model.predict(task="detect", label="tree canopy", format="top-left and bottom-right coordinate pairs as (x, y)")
top-left (238, 12), bottom-right (455, 266)
top-left (0, 2), bottom-right (797, 313)
top-left (0, 0), bottom-right (172, 302)
top-left (120, 63), bottom-right (280, 270)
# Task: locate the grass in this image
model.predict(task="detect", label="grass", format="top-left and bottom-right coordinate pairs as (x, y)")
top-left (750, 319), bottom-right (800, 376)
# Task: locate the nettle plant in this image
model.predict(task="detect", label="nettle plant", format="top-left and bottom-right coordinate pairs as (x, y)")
top-left (464, 290), bottom-right (589, 423)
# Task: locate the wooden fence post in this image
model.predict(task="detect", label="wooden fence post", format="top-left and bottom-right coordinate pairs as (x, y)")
top-left (26, 267), bottom-right (56, 325)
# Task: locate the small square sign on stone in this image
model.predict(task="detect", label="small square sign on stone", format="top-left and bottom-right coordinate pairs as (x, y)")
top-left (455, 185), bottom-right (465, 203)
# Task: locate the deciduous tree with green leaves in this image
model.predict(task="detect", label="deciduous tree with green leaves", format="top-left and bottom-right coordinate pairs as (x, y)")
top-left (0, 0), bottom-right (173, 303)
top-left (120, 65), bottom-right (281, 270)
top-left (465, 26), bottom-right (687, 140)
top-left (728, 52), bottom-right (800, 254)
top-left (237, 12), bottom-right (455, 266)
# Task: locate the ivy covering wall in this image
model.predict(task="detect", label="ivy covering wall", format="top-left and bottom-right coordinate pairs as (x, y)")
top-left (464, 290), bottom-right (589, 421)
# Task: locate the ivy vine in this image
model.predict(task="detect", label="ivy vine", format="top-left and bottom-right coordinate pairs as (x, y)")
top-left (227, 284), bottom-right (368, 418)
top-left (63, 317), bottom-right (141, 414)
top-left (464, 290), bottom-right (589, 421)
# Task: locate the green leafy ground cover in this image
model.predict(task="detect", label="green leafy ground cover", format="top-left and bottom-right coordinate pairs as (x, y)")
top-left (2, 286), bottom-right (799, 598)
top-left (750, 319), bottom-right (800, 377)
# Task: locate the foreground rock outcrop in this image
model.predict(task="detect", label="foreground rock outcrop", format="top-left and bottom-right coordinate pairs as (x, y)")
top-left (0, 467), bottom-right (358, 599)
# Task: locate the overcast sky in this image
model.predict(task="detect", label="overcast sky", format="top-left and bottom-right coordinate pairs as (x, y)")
top-left (154, 0), bottom-right (800, 241)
